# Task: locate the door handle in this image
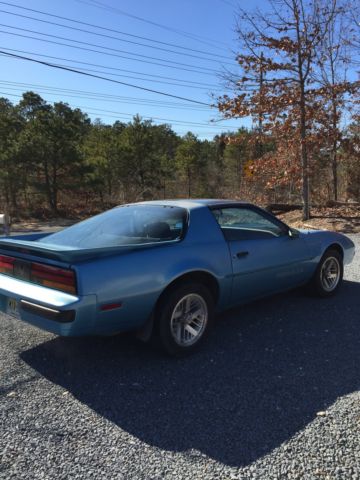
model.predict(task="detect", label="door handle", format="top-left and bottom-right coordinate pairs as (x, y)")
top-left (235, 251), bottom-right (249, 258)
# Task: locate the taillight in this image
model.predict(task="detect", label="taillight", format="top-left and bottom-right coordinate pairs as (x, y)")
top-left (0, 254), bottom-right (76, 294)
top-left (0, 255), bottom-right (15, 275)
top-left (30, 263), bottom-right (77, 295)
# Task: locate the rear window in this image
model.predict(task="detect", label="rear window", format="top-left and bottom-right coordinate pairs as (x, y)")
top-left (40, 205), bottom-right (187, 248)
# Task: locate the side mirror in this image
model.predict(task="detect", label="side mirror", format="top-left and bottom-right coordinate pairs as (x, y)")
top-left (288, 228), bottom-right (300, 239)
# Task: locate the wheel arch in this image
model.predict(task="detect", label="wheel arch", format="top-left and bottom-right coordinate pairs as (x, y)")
top-left (156, 270), bottom-right (220, 309)
top-left (324, 243), bottom-right (344, 260)
top-left (135, 270), bottom-right (220, 342)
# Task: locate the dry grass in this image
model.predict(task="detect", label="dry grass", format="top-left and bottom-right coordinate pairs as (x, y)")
top-left (8, 204), bottom-right (360, 235)
top-left (278, 205), bottom-right (360, 233)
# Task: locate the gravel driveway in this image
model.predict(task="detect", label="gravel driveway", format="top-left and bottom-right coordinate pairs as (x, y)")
top-left (1, 235), bottom-right (359, 479)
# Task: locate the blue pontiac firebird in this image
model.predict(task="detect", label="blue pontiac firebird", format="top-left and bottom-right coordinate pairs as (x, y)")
top-left (0, 200), bottom-right (355, 355)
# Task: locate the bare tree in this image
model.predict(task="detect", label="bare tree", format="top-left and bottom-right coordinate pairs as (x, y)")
top-left (218, 0), bottom-right (340, 219)
top-left (315, 0), bottom-right (357, 201)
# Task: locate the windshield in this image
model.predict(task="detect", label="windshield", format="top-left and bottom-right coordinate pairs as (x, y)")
top-left (40, 205), bottom-right (188, 248)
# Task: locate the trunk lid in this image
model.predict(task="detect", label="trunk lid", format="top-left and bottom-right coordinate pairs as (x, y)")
top-left (0, 235), bottom-right (169, 263)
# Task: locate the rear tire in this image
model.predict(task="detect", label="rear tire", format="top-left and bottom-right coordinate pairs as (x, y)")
top-left (307, 248), bottom-right (343, 297)
top-left (154, 282), bottom-right (214, 356)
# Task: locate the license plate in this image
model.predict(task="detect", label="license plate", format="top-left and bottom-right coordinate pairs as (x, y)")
top-left (6, 298), bottom-right (20, 319)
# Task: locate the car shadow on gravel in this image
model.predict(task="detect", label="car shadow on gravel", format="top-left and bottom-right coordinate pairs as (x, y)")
top-left (20, 280), bottom-right (360, 468)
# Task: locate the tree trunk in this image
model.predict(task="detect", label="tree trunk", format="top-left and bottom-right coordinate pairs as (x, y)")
top-left (331, 100), bottom-right (338, 201)
top-left (294, 0), bottom-right (310, 221)
top-left (3, 193), bottom-right (10, 236)
top-left (300, 85), bottom-right (310, 220)
top-left (52, 158), bottom-right (58, 214)
top-left (10, 188), bottom-right (18, 218)
top-left (43, 158), bottom-right (58, 214)
top-left (188, 167), bottom-right (191, 197)
top-left (332, 145), bottom-right (338, 202)
top-left (43, 159), bottom-right (53, 212)
top-left (300, 138), bottom-right (310, 220)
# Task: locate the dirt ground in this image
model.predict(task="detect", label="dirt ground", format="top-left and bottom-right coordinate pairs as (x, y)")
top-left (9, 218), bottom-right (76, 235)
top-left (5, 204), bottom-right (360, 235)
top-left (278, 205), bottom-right (360, 233)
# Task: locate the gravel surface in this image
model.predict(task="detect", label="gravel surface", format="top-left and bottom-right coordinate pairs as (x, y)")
top-left (0, 235), bottom-right (359, 479)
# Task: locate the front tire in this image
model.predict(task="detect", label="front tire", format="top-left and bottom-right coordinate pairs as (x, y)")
top-left (308, 248), bottom-right (343, 297)
top-left (155, 282), bottom-right (214, 356)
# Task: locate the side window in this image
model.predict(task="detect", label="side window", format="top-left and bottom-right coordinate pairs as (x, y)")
top-left (212, 207), bottom-right (286, 241)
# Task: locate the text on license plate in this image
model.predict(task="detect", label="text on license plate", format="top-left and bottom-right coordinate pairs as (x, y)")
top-left (7, 298), bottom-right (20, 319)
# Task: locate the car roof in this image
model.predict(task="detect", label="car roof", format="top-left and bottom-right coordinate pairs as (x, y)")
top-left (133, 199), bottom-right (252, 210)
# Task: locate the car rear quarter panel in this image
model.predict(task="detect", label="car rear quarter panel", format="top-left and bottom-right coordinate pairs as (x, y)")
top-left (74, 207), bottom-right (233, 335)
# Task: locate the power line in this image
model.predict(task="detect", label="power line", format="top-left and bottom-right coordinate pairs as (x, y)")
top-left (0, 50), bottom-right (211, 106)
top-left (0, 48), bottom-right (222, 93)
top-left (0, 81), bottom-right (211, 110)
top-left (0, 90), bottom-right (238, 129)
top-left (72, 106), bottom-right (232, 128)
top-left (0, 24), bottom-right (218, 76)
top-left (0, 23), bottom-right (219, 75)
top-left (218, 0), bottom-right (238, 8)
top-left (0, 46), bottom-right (220, 90)
top-left (83, 111), bottom-right (236, 129)
top-left (0, 1), bottom-right (231, 60)
top-left (0, 7), bottom-right (235, 66)
top-left (74, 0), bottom-right (230, 51)
top-left (0, 86), bottom-right (209, 111)
top-left (0, 57), bottom-right (222, 95)
top-left (0, 80), bottom-right (207, 105)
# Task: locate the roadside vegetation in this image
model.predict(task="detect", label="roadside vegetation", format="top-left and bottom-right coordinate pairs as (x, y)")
top-left (0, 0), bottom-right (359, 225)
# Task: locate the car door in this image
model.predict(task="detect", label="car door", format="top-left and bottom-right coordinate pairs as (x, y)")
top-left (211, 206), bottom-right (312, 306)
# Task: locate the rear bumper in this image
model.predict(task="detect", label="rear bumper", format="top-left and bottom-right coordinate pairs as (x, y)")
top-left (20, 300), bottom-right (76, 323)
top-left (0, 273), bottom-right (97, 336)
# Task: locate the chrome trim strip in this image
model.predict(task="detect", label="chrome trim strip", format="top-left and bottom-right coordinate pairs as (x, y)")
top-left (21, 300), bottom-right (60, 314)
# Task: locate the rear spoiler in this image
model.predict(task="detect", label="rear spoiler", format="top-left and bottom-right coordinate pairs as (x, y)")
top-left (0, 238), bottom-right (80, 263)
top-left (0, 237), bottom-right (170, 263)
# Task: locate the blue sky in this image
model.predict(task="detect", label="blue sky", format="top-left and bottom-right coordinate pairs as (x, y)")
top-left (0, 0), bottom-right (264, 139)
